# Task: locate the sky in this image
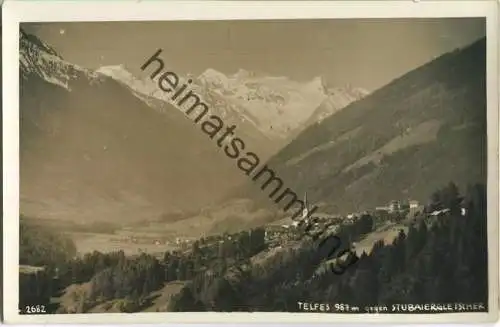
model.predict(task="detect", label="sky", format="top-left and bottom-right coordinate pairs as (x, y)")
top-left (22, 18), bottom-right (485, 91)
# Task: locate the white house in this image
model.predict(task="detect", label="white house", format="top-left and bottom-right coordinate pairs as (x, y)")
top-left (409, 200), bottom-right (420, 209)
top-left (389, 200), bottom-right (400, 213)
top-left (430, 208), bottom-right (451, 217)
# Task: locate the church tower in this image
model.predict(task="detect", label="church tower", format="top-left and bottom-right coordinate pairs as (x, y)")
top-left (302, 192), bottom-right (309, 219)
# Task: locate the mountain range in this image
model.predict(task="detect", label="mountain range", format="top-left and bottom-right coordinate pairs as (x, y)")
top-left (97, 64), bottom-right (368, 145)
top-left (19, 28), bottom-right (367, 225)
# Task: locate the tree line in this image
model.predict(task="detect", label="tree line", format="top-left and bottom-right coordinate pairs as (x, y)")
top-left (168, 182), bottom-right (487, 312)
top-left (19, 182), bottom-right (488, 313)
top-left (19, 224), bottom-right (267, 313)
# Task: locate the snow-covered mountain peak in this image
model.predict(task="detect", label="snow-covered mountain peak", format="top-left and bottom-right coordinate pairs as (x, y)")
top-left (233, 68), bottom-right (254, 80)
top-left (20, 29), bottom-right (61, 59)
top-left (97, 64), bottom-right (178, 107)
top-left (20, 29), bottom-right (101, 91)
top-left (198, 68), bottom-right (231, 88)
top-left (305, 85), bottom-right (370, 125)
top-left (336, 85), bottom-right (370, 98)
top-left (97, 65), bottom-right (135, 83)
top-left (304, 76), bottom-right (328, 94)
top-left (97, 61), bottom-right (367, 140)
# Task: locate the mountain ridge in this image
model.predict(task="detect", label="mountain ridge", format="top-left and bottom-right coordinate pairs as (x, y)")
top-left (269, 37), bottom-right (486, 215)
top-left (97, 63), bottom-right (368, 143)
top-left (217, 37), bottom-right (487, 226)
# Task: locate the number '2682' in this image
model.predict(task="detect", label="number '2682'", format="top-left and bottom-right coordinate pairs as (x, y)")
top-left (24, 305), bottom-right (46, 314)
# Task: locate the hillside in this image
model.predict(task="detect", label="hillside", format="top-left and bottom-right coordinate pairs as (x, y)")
top-left (19, 29), bottom-right (249, 224)
top-left (246, 37), bottom-right (486, 216)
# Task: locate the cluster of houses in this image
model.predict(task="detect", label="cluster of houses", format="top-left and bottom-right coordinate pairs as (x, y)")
top-left (109, 235), bottom-right (194, 248)
top-left (264, 193), bottom-right (472, 247)
top-left (375, 199), bottom-right (467, 218)
top-left (375, 199), bottom-right (421, 214)
top-left (264, 194), bottom-right (341, 244)
top-left (339, 200), bottom-right (423, 224)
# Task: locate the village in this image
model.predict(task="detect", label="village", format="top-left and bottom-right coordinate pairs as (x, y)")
top-left (66, 192), bottom-right (469, 259)
top-left (263, 194), bottom-right (468, 247)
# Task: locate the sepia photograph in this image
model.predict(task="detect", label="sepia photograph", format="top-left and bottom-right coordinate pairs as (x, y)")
top-left (3, 0), bottom-right (499, 324)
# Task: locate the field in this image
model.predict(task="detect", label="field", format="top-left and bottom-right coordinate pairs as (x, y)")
top-left (142, 281), bottom-right (187, 312)
top-left (69, 232), bottom-right (180, 257)
top-left (352, 221), bottom-right (408, 256)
